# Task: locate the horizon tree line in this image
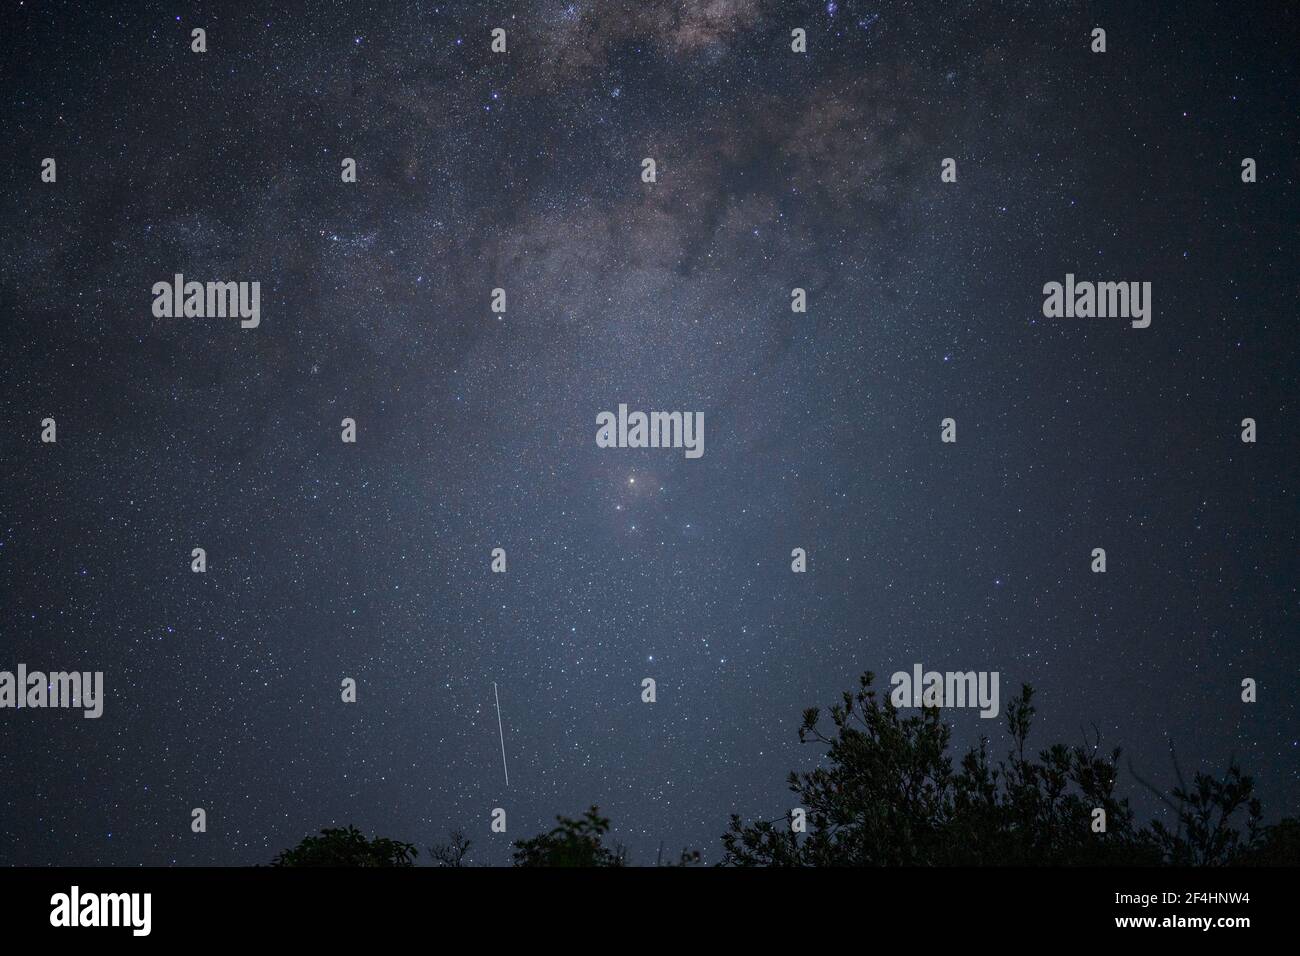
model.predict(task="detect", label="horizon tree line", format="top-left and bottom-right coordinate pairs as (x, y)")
top-left (272, 672), bottom-right (1299, 867)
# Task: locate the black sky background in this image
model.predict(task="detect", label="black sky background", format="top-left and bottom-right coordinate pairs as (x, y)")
top-left (1, 0), bottom-right (1296, 866)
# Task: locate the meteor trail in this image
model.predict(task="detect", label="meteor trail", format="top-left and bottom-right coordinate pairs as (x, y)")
top-left (494, 682), bottom-right (509, 787)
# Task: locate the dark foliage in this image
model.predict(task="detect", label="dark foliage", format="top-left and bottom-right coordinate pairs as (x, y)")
top-left (428, 829), bottom-right (473, 867)
top-left (271, 825), bottom-right (417, 867)
top-left (722, 672), bottom-right (1296, 866)
top-left (511, 806), bottom-right (626, 867)
top-left (272, 674), bottom-right (1295, 867)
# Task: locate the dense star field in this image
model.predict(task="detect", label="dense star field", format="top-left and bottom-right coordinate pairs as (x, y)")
top-left (1, 1), bottom-right (1296, 866)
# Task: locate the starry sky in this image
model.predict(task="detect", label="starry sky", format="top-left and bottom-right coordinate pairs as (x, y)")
top-left (1, 0), bottom-right (1296, 866)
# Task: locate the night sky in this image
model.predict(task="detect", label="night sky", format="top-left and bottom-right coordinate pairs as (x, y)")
top-left (1, 1), bottom-right (1296, 867)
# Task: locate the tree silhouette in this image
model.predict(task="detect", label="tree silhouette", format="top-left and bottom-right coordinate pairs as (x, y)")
top-left (270, 674), bottom-right (1296, 866)
top-left (428, 829), bottom-right (473, 867)
top-left (1140, 762), bottom-right (1263, 866)
top-left (722, 671), bottom-right (1295, 866)
top-left (272, 825), bottom-right (417, 867)
top-left (511, 807), bottom-right (626, 867)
